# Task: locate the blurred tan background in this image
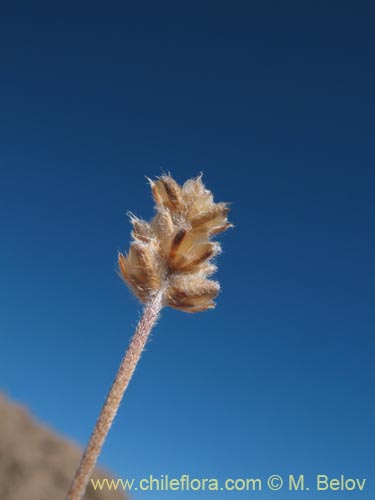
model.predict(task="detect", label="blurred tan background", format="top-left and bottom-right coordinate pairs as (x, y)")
top-left (0, 394), bottom-right (126, 500)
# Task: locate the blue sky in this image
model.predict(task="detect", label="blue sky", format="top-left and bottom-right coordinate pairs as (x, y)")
top-left (0, 2), bottom-right (374, 499)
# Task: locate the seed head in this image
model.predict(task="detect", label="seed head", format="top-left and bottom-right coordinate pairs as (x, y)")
top-left (118, 174), bottom-right (232, 312)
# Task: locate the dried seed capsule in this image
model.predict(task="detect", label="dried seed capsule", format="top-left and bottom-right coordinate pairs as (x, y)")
top-left (119, 174), bottom-right (231, 312)
top-left (151, 176), bottom-right (183, 211)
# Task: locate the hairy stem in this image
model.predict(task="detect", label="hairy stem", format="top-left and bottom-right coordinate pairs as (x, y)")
top-left (66, 290), bottom-right (164, 500)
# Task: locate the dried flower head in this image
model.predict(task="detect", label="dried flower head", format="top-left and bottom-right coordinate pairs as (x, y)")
top-left (118, 174), bottom-right (232, 312)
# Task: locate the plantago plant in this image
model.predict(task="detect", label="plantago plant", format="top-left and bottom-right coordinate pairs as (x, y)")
top-left (66, 174), bottom-right (232, 500)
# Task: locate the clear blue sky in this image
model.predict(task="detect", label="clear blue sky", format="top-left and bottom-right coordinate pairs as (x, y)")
top-left (1, 2), bottom-right (374, 499)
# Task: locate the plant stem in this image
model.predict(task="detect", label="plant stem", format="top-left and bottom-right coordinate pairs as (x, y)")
top-left (66, 290), bottom-right (164, 500)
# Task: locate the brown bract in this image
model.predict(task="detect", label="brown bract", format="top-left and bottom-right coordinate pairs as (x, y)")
top-left (118, 174), bottom-right (232, 312)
